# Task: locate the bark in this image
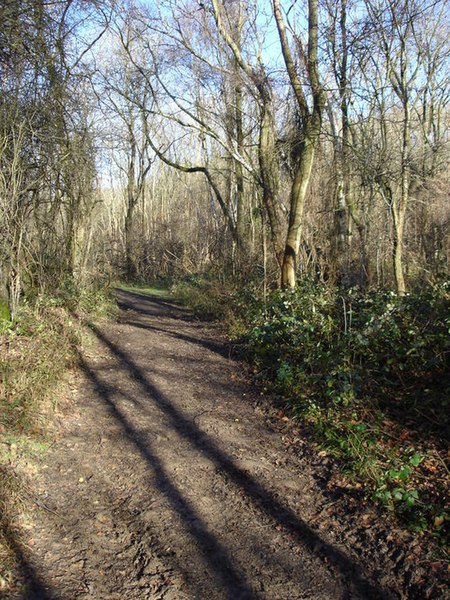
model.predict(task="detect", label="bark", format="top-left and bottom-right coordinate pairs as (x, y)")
top-left (273, 0), bottom-right (325, 288)
top-left (394, 103), bottom-right (410, 296)
top-left (211, 0), bottom-right (284, 268)
top-left (392, 205), bottom-right (406, 295)
top-left (235, 74), bottom-right (247, 254)
top-left (258, 87), bottom-right (284, 267)
top-left (335, 169), bottom-right (349, 266)
top-left (125, 130), bottom-right (139, 280)
top-left (347, 198), bottom-right (369, 289)
top-left (281, 135), bottom-right (316, 287)
top-left (125, 209), bottom-right (137, 280)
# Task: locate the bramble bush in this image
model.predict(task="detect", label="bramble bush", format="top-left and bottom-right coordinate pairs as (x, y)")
top-left (243, 279), bottom-right (449, 416)
top-left (234, 279), bottom-right (449, 533)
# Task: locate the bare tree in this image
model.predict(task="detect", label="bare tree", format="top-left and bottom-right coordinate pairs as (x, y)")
top-left (363, 0), bottom-right (447, 293)
top-left (0, 0), bottom-right (109, 314)
top-left (272, 0), bottom-right (326, 287)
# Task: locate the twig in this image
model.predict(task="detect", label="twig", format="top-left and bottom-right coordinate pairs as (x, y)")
top-left (433, 451), bottom-right (450, 477)
top-left (365, 425), bottom-right (405, 445)
top-left (413, 408), bottom-right (442, 427)
top-left (192, 409), bottom-right (211, 426)
top-left (308, 501), bottom-right (340, 524)
top-left (341, 296), bottom-right (347, 334)
top-left (30, 496), bottom-right (65, 520)
top-left (21, 481), bottom-right (65, 520)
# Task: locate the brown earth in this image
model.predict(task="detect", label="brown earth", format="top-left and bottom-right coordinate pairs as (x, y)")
top-left (5, 290), bottom-right (449, 599)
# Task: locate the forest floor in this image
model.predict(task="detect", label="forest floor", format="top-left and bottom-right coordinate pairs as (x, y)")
top-left (5, 289), bottom-right (449, 599)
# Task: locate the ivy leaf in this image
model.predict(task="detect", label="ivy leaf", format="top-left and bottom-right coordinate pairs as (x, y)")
top-left (398, 466), bottom-right (412, 481)
top-left (409, 454), bottom-right (423, 467)
top-left (392, 487), bottom-right (404, 501)
top-left (404, 489), bottom-right (419, 507)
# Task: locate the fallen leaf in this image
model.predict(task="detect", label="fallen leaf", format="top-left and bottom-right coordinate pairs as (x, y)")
top-left (434, 515), bottom-right (444, 527)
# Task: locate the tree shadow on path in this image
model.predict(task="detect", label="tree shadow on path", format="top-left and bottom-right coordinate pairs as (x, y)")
top-left (79, 353), bottom-right (258, 600)
top-left (125, 318), bottom-right (234, 360)
top-left (0, 515), bottom-right (56, 600)
top-left (115, 289), bottom-right (193, 322)
top-left (84, 305), bottom-right (392, 600)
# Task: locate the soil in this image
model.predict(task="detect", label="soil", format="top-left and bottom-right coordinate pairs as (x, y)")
top-left (5, 290), bottom-right (449, 599)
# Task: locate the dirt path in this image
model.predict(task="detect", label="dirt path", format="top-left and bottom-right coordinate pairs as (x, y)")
top-left (9, 290), bottom-right (445, 599)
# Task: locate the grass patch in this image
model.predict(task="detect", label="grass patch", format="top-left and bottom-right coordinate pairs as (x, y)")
top-left (171, 275), bottom-right (235, 320)
top-left (0, 306), bottom-right (79, 435)
top-left (0, 285), bottom-right (113, 595)
top-left (0, 299), bottom-right (10, 323)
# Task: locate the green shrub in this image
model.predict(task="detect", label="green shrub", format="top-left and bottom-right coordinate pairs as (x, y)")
top-left (30, 277), bottom-right (117, 318)
top-left (243, 280), bottom-right (449, 415)
top-left (171, 275), bottom-right (234, 320)
top-left (234, 278), bottom-right (449, 534)
top-left (0, 305), bottom-right (80, 435)
top-left (0, 299), bottom-right (10, 323)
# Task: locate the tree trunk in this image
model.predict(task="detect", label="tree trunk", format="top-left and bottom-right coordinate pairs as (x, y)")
top-left (235, 76), bottom-right (247, 258)
top-left (392, 194), bottom-right (407, 296)
top-left (392, 102), bottom-right (410, 296)
top-left (258, 91), bottom-right (284, 268)
top-left (125, 202), bottom-right (138, 280)
top-left (273, 0), bottom-right (325, 288)
top-left (281, 135), bottom-right (316, 288)
top-left (347, 198), bottom-right (369, 289)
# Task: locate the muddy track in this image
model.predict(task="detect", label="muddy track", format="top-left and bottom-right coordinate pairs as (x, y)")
top-left (8, 290), bottom-right (447, 599)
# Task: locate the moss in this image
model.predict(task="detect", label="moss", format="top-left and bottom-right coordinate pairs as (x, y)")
top-left (0, 299), bottom-right (11, 322)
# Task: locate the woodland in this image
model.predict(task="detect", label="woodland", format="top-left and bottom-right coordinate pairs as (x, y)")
top-left (0, 0), bottom-right (449, 298)
top-left (0, 0), bottom-right (449, 588)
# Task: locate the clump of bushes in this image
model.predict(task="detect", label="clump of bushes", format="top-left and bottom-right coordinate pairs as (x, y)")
top-left (235, 278), bottom-right (449, 535)
top-left (245, 280), bottom-right (449, 417)
top-left (46, 276), bottom-right (116, 317)
top-left (171, 275), bottom-right (235, 320)
top-left (0, 281), bottom-right (115, 434)
top-left (0, 305), bottom-right (79, 435)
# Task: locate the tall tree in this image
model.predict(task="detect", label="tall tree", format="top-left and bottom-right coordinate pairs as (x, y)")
top-left (363, 0), bottom-right (446, 293)
top-left (272, 0), bottom-right (326, 287)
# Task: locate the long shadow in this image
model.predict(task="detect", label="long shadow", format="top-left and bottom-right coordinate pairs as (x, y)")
top-left (125, 318), bottom-right (234, 360)
top-left (115, 289), bottom-right (236, 359)
top-left (0, 517), bottom-right (56, 600)
top-left (115, 289), bottom-right (193, 321)
top-left (77, 362), bottom-right (318, 596)
top-left (86, 321), bottom-right (392, 600)
top-left (68, 469), bottom-right (219, 600)
top-left (78, 353), bottom-right (258, 600)
top-left (118, 291), bottom-right (450, 445)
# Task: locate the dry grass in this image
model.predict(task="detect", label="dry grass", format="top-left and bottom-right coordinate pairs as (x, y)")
top-left (0, 303), bottom-right (83, 595)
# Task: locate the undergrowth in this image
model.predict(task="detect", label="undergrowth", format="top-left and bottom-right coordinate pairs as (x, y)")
top-left (173, 275), bottom-right (450, 547)
top-left (117, 283), bottom-right (171, 299)
top-left (171, 274), bottom-right (235, 320)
